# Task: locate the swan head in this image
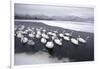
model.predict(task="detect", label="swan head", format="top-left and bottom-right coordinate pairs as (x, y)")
top-left (70, 31), bottom-right (74, 36)
top-left (43, 29), bottom-right (46, 32)
top-left (78, 35), bottom-right (81, 38)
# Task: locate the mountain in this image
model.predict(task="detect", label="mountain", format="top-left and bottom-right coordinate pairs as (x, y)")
top-left (15, 14), bottom-right (94, 23)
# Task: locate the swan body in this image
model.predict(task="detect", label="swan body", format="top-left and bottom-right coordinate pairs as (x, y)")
top-left (52, 33), bottom-right (57, 36)
top-left (78, 38), bottom-right (86, 43)
top-left (59, 33), bottom-right (64, 38)
top-left (28, 33), bottom-right (35, 38)
top-left (19, 25), bottom-right (25, 31)
top-left (78, 36), bottom-right (89, 43)
top-left (27, 40), bottom-right (35, 45)
top-left (41, 38), bottom-right (47, 44)
top-left (21, 36), bottom-right (28, 43)
top-left (54, 38), bottom-right (62, 45)
top-left (41, 33), bottom-right (49, 39)
top-left (65, 31), bottom-right (74, 36)
top-left (47, 32), bottom-right (53, 35)
top-left (36, 34), bottom-right (41, 38)
top-left (16, 32), bottom-right (23, 38)
top-left (71, 38), bottom-right (78, 45)
top-left (65, 33), bottom-right (70, 36)
top-left (37, 30), bottom-right (41, 35)
top-left (63, 36), bottom-right (70, 41)
top-left (46, 41), bottom-right (54, 48)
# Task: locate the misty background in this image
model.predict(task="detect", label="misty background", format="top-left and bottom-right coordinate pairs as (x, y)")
top-left (14, 3), bottom-right (94, 23)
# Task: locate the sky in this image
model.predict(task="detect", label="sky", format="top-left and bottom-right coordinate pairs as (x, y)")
top-left (15, 3), bottom-right (94, 18)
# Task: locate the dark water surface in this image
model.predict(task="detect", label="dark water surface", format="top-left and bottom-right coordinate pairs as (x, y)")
top-left (14, 20), bottom-right (94, 65)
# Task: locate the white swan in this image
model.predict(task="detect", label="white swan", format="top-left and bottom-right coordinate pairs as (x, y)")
top-left (21, 36), bottom-right (28, 43)
top-left (65, 33), bottom-right (70, 36)
top-left (24, 29), bottom-right (29, 34)
top-left (54, 37), bottom-right (62, 46)
top-left (35, 29), bottom-right (41, 38)
top-left (14, 25), bottom-right (18, 31)
top-left (27, 40), bottom-right (35, 46)
top-left (46, 41), bottom-right (54, 48)
top-left (37, 30), bottom-right (41, 35)
top-left (53, 31), bottom-right (58, 33)
top-left (64, 31), bottom-right (74, 36)
top-left (63, 36), bottom-right (70, 41)
top-left (16, 31), bottom-right (23, 38)
top-left (28, 32), bottom-right (35, 38)
top-left (47, 32), bottom-right (53, 35)
top-left (41, 38), bottom-right (47, 44)
top-left (52, 33), bottom-right (57, 37)
top-left (42, 29), bottom-right (46, 32)
top-left (59, 33), bottom-right (64, 38)
top-left (71, 38), bottom-right (79, 45)
top-left (41, 32), bottom-right (49, 39)
top-left (78, 35), bottom-right (89, 43)
top-left (59, 31), bottom-right (65, 38)
top-left (36, 34), bottom-right (41, 38)
top-left (27, 27), bottom-right (32, 32)
top-left (19, 25), bottom-right (25, 31)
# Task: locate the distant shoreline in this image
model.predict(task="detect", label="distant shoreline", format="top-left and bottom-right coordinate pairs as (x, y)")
top-left (15, 19), bottom-right (94, 33)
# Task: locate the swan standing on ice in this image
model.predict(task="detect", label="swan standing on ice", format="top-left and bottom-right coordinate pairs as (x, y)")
top-left (78, 35), bottom-right (89, 43)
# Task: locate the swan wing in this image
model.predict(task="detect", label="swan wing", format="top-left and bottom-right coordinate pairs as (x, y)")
top-left (71, 39), bottom-right (78, 45)
top-left (78, 38), bottom-right (86, 43)
top-left (46, 42), bottom-right (54, 48)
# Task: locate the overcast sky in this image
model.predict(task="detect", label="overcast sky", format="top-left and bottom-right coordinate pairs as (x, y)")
top-left (15, 3), bottom-right (94, 18)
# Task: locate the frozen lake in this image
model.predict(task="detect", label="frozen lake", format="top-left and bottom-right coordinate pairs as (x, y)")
top-left (15, 19), bottom-right (94, 33)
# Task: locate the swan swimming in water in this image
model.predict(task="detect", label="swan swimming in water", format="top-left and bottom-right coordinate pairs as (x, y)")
top-left (62, 31), bottom-right (74, 41)
top-left (19, 25), bottom-right (25, 31)
top-left (59, 31), bottom-right (65, 38)
top-left (27, 40), bottom-right (35, 46)
top-left (21, 36), bottom-right (28, 43)
top-left (71, 38), bottom-right (79, 45)
top-left (54, 37), bottom-right (62, 46)
top-left (16, 31), bottom-right (23, 38)
top-left (41, 38), bottom-right (47, 44)
top-left (28, 32), bottom-right (35, 38)
top-left (41, 31), bottom-right (49, 39)
top-left (47, 31), bottom-right (53, 35)
top-left (35, 29), bottom-right (41, 38)
top-left (78, 35), bottom-right (89, 43)
top-left (46, 41), bottom-right (54, 48)
top-left (63, 36), bottom-right (70, 41)
top-left (59, 33), bottom-right (64, 38)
